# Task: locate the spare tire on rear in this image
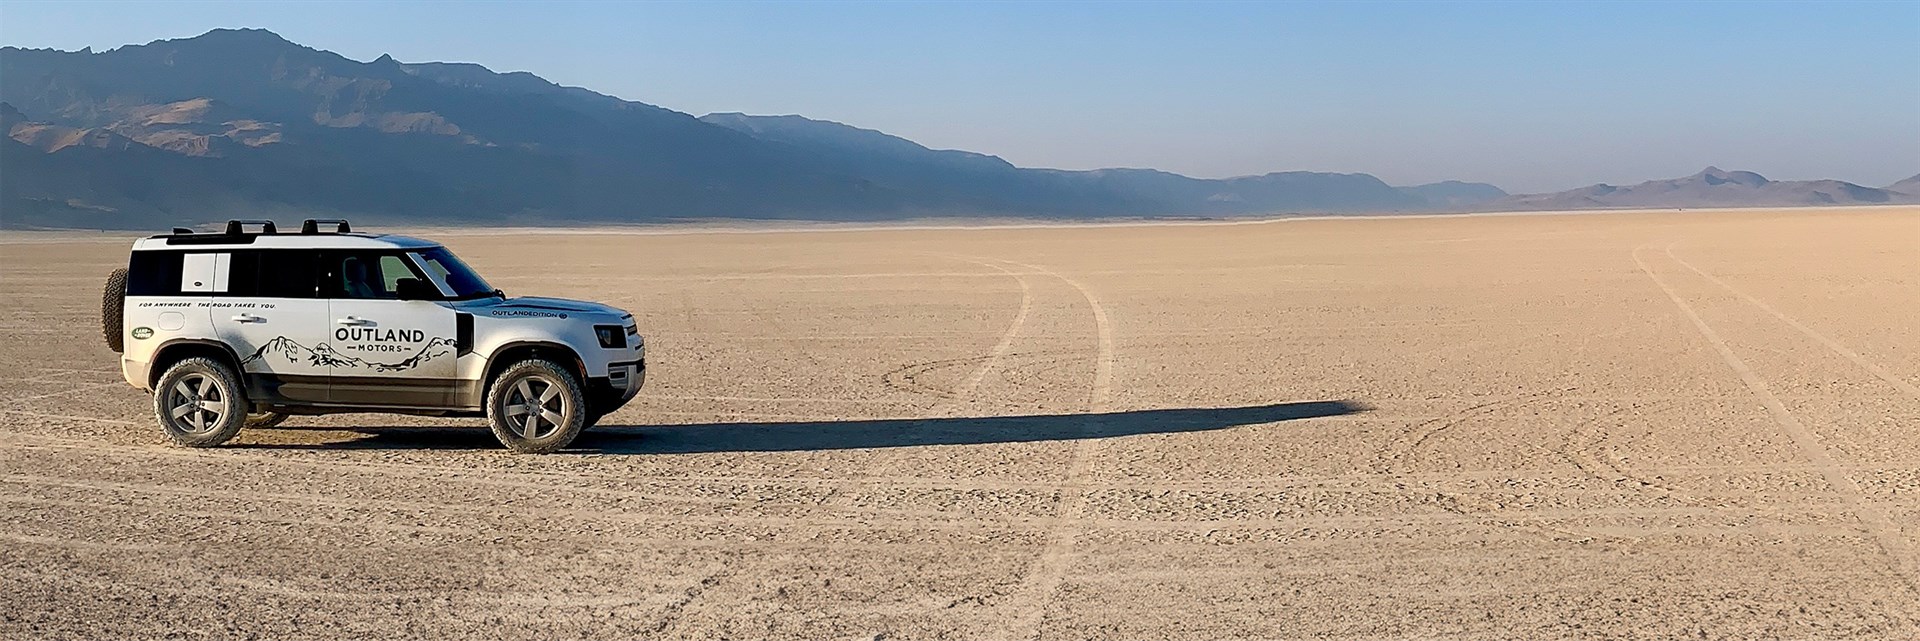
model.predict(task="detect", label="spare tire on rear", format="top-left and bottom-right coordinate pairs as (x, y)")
top-left (102, 267), bottom-right (128, 353)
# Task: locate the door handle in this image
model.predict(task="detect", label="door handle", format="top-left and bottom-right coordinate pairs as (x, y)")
top-left (336, 316), bottom-right (373, 326)
top-left (231, 314), bottom-right (264, 323)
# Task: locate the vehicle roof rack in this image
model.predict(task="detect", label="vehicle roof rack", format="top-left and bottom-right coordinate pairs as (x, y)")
top-left (301, 218), bottom-right (352, 234)
top-left (224, 219), bottom-right (277, 235)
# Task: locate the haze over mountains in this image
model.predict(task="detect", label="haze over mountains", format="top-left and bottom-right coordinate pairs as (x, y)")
top-left (1498, 167), bottom-right (1919, 211)
top-left (0, 29), bottom-right (1911, 229)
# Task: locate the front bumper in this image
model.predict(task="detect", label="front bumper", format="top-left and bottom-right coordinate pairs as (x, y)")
top-left (587, 359), bottom-right (645, 415)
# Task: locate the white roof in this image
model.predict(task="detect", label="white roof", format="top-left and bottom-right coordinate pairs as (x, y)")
top-left (131, 233), bottom-right (442, 252)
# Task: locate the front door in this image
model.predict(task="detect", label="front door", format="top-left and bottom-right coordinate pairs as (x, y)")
top-left (212, 250), bottom-right (333, 403)
top-left (320, 251), bottom-right (460, 407)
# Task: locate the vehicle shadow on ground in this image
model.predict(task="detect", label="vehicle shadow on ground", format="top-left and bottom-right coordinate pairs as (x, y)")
top-left (241, 400), bottom-right (1365, 453)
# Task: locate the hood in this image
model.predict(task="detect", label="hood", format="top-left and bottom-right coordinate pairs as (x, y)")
top-left (456, 296), bottom-right (628, 319)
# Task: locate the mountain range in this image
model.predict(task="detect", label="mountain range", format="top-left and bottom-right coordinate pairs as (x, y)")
top-left (1, 29), bottom-right (1912, 229)
top-left (1492, 167), bottom-right (1918, 211)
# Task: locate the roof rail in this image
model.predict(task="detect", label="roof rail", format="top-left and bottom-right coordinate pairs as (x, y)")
top-left (171, 227), bottom-right (194, 235)
top-left (225, 219), bottom-right (278, 235)
top-left (300, 219), bottom-right (352, 234)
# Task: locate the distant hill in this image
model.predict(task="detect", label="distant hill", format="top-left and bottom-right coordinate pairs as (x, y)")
top-left (697, 112), bottom-right (1142, 216)
top-left (0, 29), bottom-right (1910, 229)
top-left (1887, 174), bottom-right (1920, 196)
top-left (1490, 167), bottom-right (1916, 211)
top-left (1395, 181), bottom-right (1508, 208)
top-left (699, 113), bottom-right (1427, 216)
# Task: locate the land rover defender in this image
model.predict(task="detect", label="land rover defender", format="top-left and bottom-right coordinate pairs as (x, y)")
top-left (102, 219), bottom-right (645, 453)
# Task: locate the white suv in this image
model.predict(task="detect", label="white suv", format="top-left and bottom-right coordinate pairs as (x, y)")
top-left (102, 219), bottom-right (646, 453)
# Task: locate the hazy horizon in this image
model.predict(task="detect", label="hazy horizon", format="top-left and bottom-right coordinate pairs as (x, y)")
top-left (2, 0), bottom-right (1915, 193)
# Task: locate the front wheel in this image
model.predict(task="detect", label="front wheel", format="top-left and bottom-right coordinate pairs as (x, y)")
top-left (153, 357), bottom-right (247, 447)
top-left (485, 359), bottom-right (586, 454)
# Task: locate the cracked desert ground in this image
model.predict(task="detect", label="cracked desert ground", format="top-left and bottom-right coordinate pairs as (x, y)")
top-left (3, 206), bottom-right (1918, 640)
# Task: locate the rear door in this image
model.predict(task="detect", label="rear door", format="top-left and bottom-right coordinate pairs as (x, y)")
top-left (320, 251), bottom-right (460, 407)
top-left (212, 250), bottom-right (331, 403)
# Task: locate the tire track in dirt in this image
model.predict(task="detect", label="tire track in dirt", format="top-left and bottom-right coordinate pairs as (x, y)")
top-left (1666, 245), bottom-right (1920, 400)
top-left (988, 258), bottom-right (1116, 641)
top-left (0, 429), bottom-right (1897, 544)
top-left (8, 429), bottom-right (1907, 501)
top-left (0, 409), bottom-right (141, 425)
top-left (4, 554), bottom-right (710, 611)
top-left (0, 475), bottom-right (1039, 540)
top-left (0, 483), bottom-right (1872, 549)
top-left (6, 468), bottom-right (909, 521)
top-left (0, 493), bottom-right (466, 536)
top-left (879, 350), bottom-right (1081, 413)
top-left (647, 566), bottom-right (732, 638)
top-left (783, 255), bottom-right (1041, 549)
top-left (1423, 400), bottom-right (1694, 548)
top-left (1462, 399), bottom-right (1690, 548)
top-left (1372, 392), bottom-right (1564, 474)
top-left (1560, 399), bottom-right (1690, 497)
top-left (950, 259), bottom-right (1037, 404)
top-left (12, 381), bottom-right (129, 402)
top-left (10, 367), bottom-right (119, 384)
top-left (880, 355), bottom-right (991, 400)
top-left (1634, 243), bottom-right (1920, 598)
top-left (873, 256), bottom-right (1037, 408)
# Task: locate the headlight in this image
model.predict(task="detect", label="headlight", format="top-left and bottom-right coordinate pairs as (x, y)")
top-left (594, 325), bottom-right (627, 349)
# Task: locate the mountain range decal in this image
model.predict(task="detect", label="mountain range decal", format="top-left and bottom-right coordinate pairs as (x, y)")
top-left (240, 335), bottom-right (456, 373)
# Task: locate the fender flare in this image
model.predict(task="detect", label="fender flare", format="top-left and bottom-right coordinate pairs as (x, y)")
top-left (148, 338), bottom-right (246, 388)
top-left (474, 340), bottom-right (589, 403)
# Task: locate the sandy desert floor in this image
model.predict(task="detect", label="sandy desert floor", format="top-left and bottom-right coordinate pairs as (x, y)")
top-left (2, 206), bottom-right (1918, 640)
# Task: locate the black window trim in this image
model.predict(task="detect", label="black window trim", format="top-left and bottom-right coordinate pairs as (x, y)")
top-left (126, 250), bottom-right (189, 297)
top-left (222, 248), bottom-right (322, 299)
top-left (128, 248), bottom-right (442, 300)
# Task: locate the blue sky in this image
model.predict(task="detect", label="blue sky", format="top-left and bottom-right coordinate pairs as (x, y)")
top-left (1, 0), bottom-right (1915, 192)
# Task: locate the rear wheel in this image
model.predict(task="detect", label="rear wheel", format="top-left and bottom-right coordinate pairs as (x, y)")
top-left (153, 357), bottom-right (246, 447)
top-left (485, 359), bottom-right (586, 454)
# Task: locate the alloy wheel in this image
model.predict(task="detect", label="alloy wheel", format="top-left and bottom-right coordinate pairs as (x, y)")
top-left (503, 375), bottom-right (566, 439)
top-left (166, 373), bottom-right (226, 434)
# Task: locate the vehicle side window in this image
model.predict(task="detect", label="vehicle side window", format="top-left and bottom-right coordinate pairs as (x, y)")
top-left (228, 250), bottom-right (319, 298)
top-left (322, 252), bottom-right (424, 299)
top-left (263, 250), bottom-right (321, 298)
top-left (375, 255), bottom-right (413, 292)
top-left (127, 251), bottom-right (185, 296)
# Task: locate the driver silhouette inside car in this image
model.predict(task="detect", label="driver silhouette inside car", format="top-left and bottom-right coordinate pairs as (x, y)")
top-left (339, 257), bottom-right (383, 298)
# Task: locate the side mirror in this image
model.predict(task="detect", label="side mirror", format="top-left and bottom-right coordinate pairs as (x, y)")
top-left (395, 278), bottom-right (438, 301)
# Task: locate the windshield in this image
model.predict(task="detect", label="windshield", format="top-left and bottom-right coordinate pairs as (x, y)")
top-left (411, 247), bottom-right (497, 300)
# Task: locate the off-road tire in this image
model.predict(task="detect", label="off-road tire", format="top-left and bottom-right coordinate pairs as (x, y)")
top-left (485, 359), bottom-right (587, 454)
top-left (152, 357), bottom-right (247, 448)
top-left (244, 411), bottom-right (290, 429)
top-left (102, 268), bottom-right (128, 353)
